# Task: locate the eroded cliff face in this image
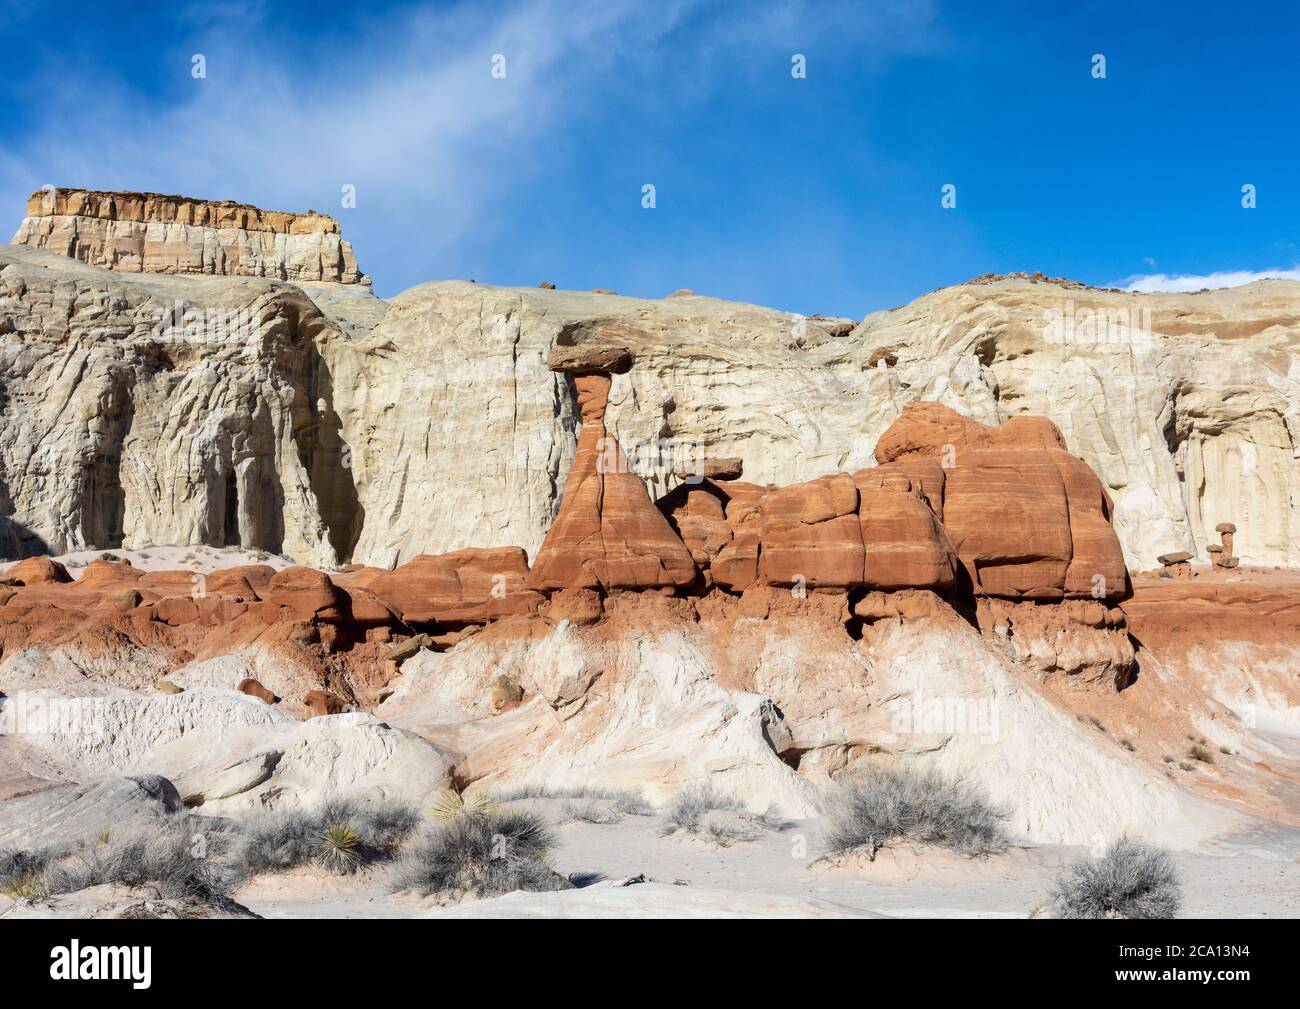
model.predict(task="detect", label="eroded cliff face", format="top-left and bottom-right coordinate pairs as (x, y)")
top-left (342, 278), bottom-right (1300, 571)
top-left (3, 191), bottom-right (1299, 572)
top-left (0, 244), bottom-right (374, 564)
top-left (12, 188), bottom-right (367, 285)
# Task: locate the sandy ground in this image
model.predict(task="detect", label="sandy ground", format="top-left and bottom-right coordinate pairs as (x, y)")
top-left (225, 813), bottom-right (1299, 920)
top-left (0, 544), bottom-right (297, 576)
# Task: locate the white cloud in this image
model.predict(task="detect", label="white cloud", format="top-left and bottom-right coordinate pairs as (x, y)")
top-left (1121, 268), bottom-right (1300, 293)
top-left (0, 0), bottom-right (941, 294)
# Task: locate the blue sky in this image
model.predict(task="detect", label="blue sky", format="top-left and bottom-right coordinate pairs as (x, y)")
top-left (2, 0), bottom-right (1298, 314)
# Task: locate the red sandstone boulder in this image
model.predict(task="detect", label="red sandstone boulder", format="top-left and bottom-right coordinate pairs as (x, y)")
top-left (104, 587), bottom-right (143, 611)
top-left (194, 595), bottom-right (249, 624)
top-left (528, 371), bottom-right (696, 591)
top-left (340, 586), bottom-right (402, 626)
top-left (872, 404), bottom-right (1128, 600)
top-left (155, 596), bottom-right (200, 626)
top-left (75, 558), bottom-right (142, 588)
top-left (660, 484), bottom-right (734, 569)
top-left (137, 570), bottom-right (203, 596)
top-left (941, 447), bottom-right (1074, 598)
top-left (3, 556), bottom-right (72, 585)
top-left (706, 471), bottom-right (956, 594)
top-left (339, 547), bottom-right (541, 624)
top-left (265, 567), bottom-right (345, 622)
top-left (1052, 451), bottom-right (1128, 597)
top-left (710, 483), bottom-right (769, 590)
top-left (237, 677), bottom-right (279, 704)
top-left (853, 469), bottom-right (957, 590)
top-left (207, 565), bottom-right (276, 597)
top-left (303, 689), bottom-right (346, 718)
top-left (756, 473), bottom-right (864, 588)
top-left (875, 401), bottom-right (1066, 462)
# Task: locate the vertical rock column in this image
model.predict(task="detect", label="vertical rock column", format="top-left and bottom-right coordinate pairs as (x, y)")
top-left (1214, 522), bottom-right (1238, 569)
top-left (527, 344), bottom-right (697, 591)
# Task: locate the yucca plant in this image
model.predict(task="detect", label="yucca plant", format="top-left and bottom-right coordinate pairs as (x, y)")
top-left (430, 789), bottom-right (495, 822)
top-left (314, 821), bottom-right (363, 873)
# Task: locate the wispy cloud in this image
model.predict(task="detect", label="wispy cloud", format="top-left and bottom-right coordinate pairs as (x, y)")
top-left (0, 0), bottom-right (941, 295)
top-left (1121, 268), bottom-right (1300, 293)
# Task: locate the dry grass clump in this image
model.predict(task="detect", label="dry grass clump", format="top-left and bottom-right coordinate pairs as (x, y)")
top-left (0, 847), bottom-right (58, 900)
top-left (493, 783), bottom-right (652, 816)
top-left (230, 798), bottom-right (419, 877)
top-left (1047, 838), bottom-right (1181, 919)
top-left (43, 826), bottom-right (238, 905)
top-left (823, 764), bottom-right (1010, 859)
top-left (662, 783), bottom-right (743, 835)
top-left (558, 799), bottom-right (623, 825)
top-left (1186, 744), bottom-right (1215, 765)
top-left (392, 807), bottom-right (568, 897)
top-left (658, 783), bottom-right (785, 845)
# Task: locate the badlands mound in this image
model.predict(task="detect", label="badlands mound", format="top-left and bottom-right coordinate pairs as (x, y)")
top-left (1, 189), bottom-right (1297, 917)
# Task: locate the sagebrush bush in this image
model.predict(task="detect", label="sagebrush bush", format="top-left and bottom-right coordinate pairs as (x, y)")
top-left (493, 784), bottom-right (651, 814)
top-left (393, 807), bottom-right (567, 897)
top-left (823, 764), bottom-right (1010, 858)
top-left (1186, 744), bottom-right (1215, 765)
top-left (663, 783), bottom-right (743, 835)
top-left (230, 798), bottom-right (419, 877)
top-left (558, 799), bottom-right (621, 825)
top-left (44, 826), bottom-right (237, 904)
top-left (1048, 838), bottom-right (1182, 919)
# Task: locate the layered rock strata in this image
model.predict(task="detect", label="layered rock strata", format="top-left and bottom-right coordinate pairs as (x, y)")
top-left (12, 188), bottom-right (367, 284)
top-left (4, 203), bottom-right (1299, 572)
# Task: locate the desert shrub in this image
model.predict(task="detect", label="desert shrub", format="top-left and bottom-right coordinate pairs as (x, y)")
top-left (392, 808), bottom-right (567, 897)
top-left (0, 847), bottom-right (57, 900)
top-left (1119, 738), bottom-right (1136, 752)
top-left (823, 764), bottom-right (1010, 858)
top-left (45, 827), bottom-right (236, 904)
top-left (558, 799), bottom-right (621, 825)
top-left (493, 784), bottom-right (651, 813)
top-left (662, 783), bottom-right (743, 835)
top-left (1186, 744), bottom-right (1215, 765)
top-left (230, 798), bottom-right (419, 877)
top-left (611, 791), bottom-right (653, 816)
top-left (315, 822), bottom-right (363, 873)
top-left (1047, 838), bottom-right (1181, 919)
top-left (705, 821), bottom-right (760, 846)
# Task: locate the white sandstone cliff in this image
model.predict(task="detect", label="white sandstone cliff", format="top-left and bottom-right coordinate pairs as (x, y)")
top-left (4, 196), bottom-right (1299, 571)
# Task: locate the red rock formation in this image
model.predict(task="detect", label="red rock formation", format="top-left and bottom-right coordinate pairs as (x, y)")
top-left (0, 394), bottom-right (1136, 693)
top-left (690, 472), bottom-right (956, 594)
top-left (853, 468), bottom-right (957, 591)
top-left (237, 677), bottom-right (279, 704)
top-left (303, 690), bottom-right (346, 718)
top-left (335, 547), bottom-right (542, 624)
top-left (528, 350), bottom-right (697, 591)
top-left (875, 401), bottom-right (1067, 461)
top-left (1, 556), bottom-right (72, 585)
top-left (872, 403), bottom-right (1128, 600)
